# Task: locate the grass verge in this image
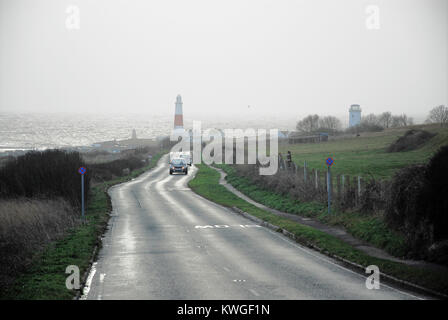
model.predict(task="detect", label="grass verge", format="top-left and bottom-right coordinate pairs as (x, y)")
top-left (188, 164), bottom-right (448, 296)
top-left (0, 151), bottom-right (166, 300)
top-left (217, 164), bottom-right (408, 257)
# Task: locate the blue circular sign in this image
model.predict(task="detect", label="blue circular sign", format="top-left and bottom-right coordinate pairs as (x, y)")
top-left (326, 157), bottom-right (334, 166)
top-left (78, 167), bottom-right (86, 175)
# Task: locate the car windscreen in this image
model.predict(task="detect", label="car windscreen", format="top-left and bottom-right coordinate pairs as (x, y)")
top-left (171, 159), bottom-right (185, 165)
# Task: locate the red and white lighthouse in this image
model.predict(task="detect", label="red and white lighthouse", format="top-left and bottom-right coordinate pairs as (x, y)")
top-left (174, 94), bottom-right (184, 129)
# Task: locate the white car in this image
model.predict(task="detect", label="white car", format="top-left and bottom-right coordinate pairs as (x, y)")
top-left (169, 151), bottom-right (181, 162)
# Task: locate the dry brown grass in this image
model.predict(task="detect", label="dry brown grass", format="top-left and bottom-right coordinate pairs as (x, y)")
top-left (0, 198), bottom-right (80, 288)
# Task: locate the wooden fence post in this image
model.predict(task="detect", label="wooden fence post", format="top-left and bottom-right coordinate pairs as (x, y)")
top-left (358, 176), bottom-right (362, 198)
top-left (336, 174), bottom-right (341, 203)
top-left (346, 175), bottom-right (352, 206)
top-left (304, 161), bottom-right (307, 183)
top-left (354, 176), bottom-right (359, 206)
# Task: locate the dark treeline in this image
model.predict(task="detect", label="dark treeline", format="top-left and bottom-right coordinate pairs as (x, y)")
top-left (347, 112), bottom-right (414, 134)
top-left (295, 112), bottom-right (416, 136)
top-left (89, 156), bottom-right (145, 181)
top-left (0, 150), bottom-right (89, 207)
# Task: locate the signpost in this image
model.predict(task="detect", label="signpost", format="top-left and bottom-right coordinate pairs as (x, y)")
top-left (78, 167), bottom-right (86, 220)
top-left (325, 157), bottom-right (334, 214)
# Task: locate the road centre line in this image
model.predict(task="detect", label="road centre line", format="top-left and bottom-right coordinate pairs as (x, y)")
top-left (194, 224), bottom-right (262, 229)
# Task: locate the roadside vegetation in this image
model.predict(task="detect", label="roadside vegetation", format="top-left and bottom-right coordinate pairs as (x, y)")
top-left (217, 139), bottom-right (448, 263)
top-left (0, 150), bottom-right (90, 206)
top-left (216, 164), bottom-right (408, 257)
top-left (86, 146), bottom-right (161, 183)
top-left (0, 198), bottom-right (78, 292)
top-left (189, 164), bottom-right (448, 295)
top-left (0, 148), bottom-right (166, 299)
top-left (386, 145), bottom-right (448, 264)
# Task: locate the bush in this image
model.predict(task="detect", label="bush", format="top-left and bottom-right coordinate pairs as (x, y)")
top-left (89, 156), bottom-right (146, 182)
top-left (385, 145), bottom-right (448, 262)
top-left (387, 129), bottom-right (436, 152)
top-left (425, 145), bottom-right (448, 241)
top-left (385, 165), bottom-right (430, 258)
top-left (0, 150), bottom-right (89, 207)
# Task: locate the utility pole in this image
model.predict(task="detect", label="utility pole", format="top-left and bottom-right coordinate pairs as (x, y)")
top-left (325, 157), bottom-right (334, 214)
top-left (78, 167), bottom-right (86, 220)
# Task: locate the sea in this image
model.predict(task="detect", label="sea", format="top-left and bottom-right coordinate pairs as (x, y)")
top-left (0, 113), bottom-right (296, 152)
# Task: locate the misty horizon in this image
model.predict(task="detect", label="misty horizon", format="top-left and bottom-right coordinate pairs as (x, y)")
top-left (0, 0), bottom-right (446, 122)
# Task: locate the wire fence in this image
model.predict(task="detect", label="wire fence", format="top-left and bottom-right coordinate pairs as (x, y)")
top-left (242, 154), bottom-right (390, 213)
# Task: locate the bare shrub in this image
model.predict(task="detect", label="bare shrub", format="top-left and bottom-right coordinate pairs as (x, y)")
top-left (89, 156), bottom-right (145, 182)
top-left (359, 178), bottom-right (386, 213)
top-left (339, 181), bottom-right (356, 209)
top-left (233, 163), bottom-right (327, 203)
top-left (426, 105), bottom-right (448, 126)
top-left (385, 165), bottom-right (432, 258)
top-left (387, 129), bottom-right (436, 153)
top-left (0, 150), bottom-right (89, 207)
top-left (385, 145), bottom-right (448, 260)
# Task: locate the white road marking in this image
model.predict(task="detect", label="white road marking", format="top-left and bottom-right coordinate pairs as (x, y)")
top-left (80, 262), bottom-right (97, 300)
top-left (249, 289), bottom-right (260, 296)
top-left (131, 191), bottom-right (142, 208)
top-left (194, 224), bottom-right (261, 229)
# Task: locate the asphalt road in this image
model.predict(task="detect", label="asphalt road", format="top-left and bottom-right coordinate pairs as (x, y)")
top-left (84, 155), bottom-right (423, 300)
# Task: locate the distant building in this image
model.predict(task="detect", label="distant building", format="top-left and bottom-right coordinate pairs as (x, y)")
top-left (278, 131), bottom-right (290, 139)
top-left (132, 129), bottom-right (137, 140)
top-left (174, 94), bottom-right (184, 130)
top-left (288, 133), bottom-right (328, 144)
top-left (349, 104), bottom-right (362, 127)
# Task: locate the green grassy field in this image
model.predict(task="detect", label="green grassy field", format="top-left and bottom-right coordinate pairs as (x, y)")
top-left (279, 124), bottom-right (448, 179)
top-left (189, 164), bottom-right (448, 296)
top-left (0, 151), bottom-right (166, 300)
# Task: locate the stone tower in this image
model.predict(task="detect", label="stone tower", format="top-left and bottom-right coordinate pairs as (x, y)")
top-left (349, 104), bottom-right (362, 127)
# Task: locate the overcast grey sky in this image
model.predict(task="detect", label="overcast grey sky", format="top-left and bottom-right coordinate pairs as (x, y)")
top-left (0, 0), bottom-right (446, 122)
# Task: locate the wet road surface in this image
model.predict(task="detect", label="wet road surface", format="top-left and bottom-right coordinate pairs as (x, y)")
top-left (84, 155), bottom-right (423, 300)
